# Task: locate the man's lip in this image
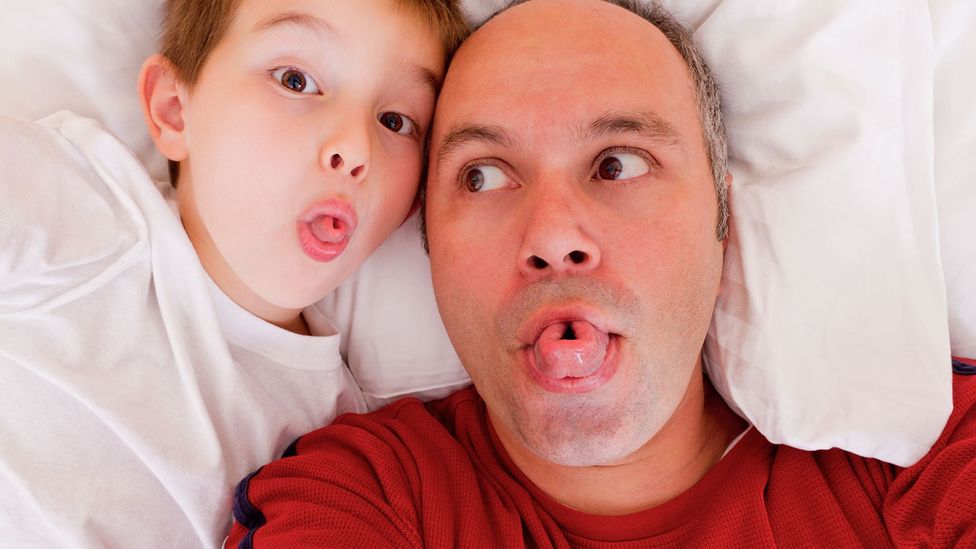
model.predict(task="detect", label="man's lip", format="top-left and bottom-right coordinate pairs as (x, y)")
top-left (517, 306), bottom-right (616, 348)
top-left (520, 334), bottom-right (620, 394)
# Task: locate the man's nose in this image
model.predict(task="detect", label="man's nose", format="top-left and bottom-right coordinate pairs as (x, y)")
top-left (517, 183), bottom-right (601, 279)
top-left (319, 117), bottom-right (370, 183)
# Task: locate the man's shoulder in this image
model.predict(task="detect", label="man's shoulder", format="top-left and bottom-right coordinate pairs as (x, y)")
top-left (876, 365), bottom-right (976, 546)
top-left (285, 386), bottom-right (487, 488)
top-left (915, 363), bottom-right (976, 456)
top-left (228, 387), bottom-right (488, 546)
top-left (310, 386), bottom-right (483, 452)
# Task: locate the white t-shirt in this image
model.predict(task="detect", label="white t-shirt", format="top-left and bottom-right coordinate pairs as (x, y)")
top-left (0, 112), bottom-right (368, 548)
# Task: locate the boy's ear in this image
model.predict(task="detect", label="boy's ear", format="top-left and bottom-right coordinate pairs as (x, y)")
top-left (139, 54), bottom-right (188, 162)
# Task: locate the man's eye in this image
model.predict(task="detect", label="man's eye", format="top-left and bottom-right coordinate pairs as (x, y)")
top-left (379, 112), bottom-right (416, 136)
top-left (461, 164), bottom-right (507, 193)
top-left (595, 152), bottom-right (650, 181)
top-left (271, 67), bottom-right (320, 95)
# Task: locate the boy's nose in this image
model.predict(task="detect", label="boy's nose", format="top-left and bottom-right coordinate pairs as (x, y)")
top-left (328, 152), bottom-right (367, 180)
top-left (320, 124), bottom-right (370, 183)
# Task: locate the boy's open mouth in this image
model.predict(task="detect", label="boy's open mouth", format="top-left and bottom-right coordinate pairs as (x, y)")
top-left (297, 199), bottom-right (358, 262)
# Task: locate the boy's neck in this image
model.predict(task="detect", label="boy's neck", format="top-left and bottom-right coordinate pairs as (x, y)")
top-left (176, 190), bottom-right (308, 336)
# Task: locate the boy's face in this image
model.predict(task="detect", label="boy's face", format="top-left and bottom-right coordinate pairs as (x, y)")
top-left (175, 0), bottom-right (443, 323)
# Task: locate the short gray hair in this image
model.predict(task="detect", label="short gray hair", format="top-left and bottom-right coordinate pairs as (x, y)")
top-left (420, 0), bottom-right (729, 249)
top-left (617, 0), bottom-right (730, 240)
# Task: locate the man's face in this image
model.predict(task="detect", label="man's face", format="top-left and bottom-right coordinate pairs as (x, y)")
top-left (176, 0), bottom-right (442, 317)
top-left (426, 0), bottom-right (725, 466)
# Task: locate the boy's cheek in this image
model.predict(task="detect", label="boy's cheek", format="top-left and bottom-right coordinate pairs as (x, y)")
top-left (401, 197), bottom-right (421, 226)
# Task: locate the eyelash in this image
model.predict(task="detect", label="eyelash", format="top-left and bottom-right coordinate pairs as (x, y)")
top-left (592, 146), bottom-right (658, 178)
top-left (455, 146), bottom-right (659, 190)
top-left (457, 158), bottom-right (509, 191)
top-left (389, 113), bottom-right (424, 140)
top-left (268, 65), bottom-right (425, 140)
top-left (269, 65), bottom-right (320, 94)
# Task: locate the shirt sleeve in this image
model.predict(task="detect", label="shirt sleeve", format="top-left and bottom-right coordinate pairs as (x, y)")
top-left (225, 408), bottom-right (426, 549)
top-left (884, 367), bottom-right (976, 547)
top-left (0, 114), bottom-right (142, 313)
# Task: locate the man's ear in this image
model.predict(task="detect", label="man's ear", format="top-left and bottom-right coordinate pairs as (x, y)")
top-left (138, 54), bottom-right (188, 162)
top-left (722, 171), bottom-right (733, 251)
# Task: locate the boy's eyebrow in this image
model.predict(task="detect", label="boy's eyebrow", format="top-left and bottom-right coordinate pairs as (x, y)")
top-left (253, 11), bottom-right (338, 41)
top-left (254, 12), bottom-right (439, 99)
top-left (409, 65), bottom-right (443, 100)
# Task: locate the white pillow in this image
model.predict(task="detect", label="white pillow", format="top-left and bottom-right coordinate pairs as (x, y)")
top-left (315, 213), bottom-right (469, 410)
top-left (0, 0), bottom-right (168, 181)
top-left (1, 0), bottom-right (970, 467)
top-left (931, 0), bottom-right (976, 360)
top-left (689, 0), bottom-right (951, 466)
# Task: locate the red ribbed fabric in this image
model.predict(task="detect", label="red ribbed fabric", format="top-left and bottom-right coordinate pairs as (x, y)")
top-left (228, 373), bottom-right (976, 548)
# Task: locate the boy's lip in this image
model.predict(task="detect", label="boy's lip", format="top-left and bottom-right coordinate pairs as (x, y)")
top-left (297, 199), bottom-right (358, 262)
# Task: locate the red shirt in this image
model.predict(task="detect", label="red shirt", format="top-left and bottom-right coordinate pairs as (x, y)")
top-left (228, 370), bottom-right (976, 548)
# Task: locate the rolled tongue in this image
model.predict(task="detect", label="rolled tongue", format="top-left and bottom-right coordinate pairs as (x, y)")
top-left (533, 320), bottom-right (610, 379)
top-left (309, 215), bottom-right (350, 244)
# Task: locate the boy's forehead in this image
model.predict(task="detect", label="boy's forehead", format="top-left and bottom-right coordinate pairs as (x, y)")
top-left (222, 0), bottom-right (445, 85)
top-left (230, 0), bottom-right (435, 40)
top-left (229, 0), bottom-right (342, 36)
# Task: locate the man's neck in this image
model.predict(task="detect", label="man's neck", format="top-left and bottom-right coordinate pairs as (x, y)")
top-left (491, 373), bottom-right (745, 516)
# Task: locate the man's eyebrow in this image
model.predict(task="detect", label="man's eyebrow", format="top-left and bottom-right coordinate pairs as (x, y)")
top-left (253, 11), bottom-right (338, 41)
top-left (581, 110), bottom-right (684, 147)
top-left (436, 125), bottom-right (517, 167)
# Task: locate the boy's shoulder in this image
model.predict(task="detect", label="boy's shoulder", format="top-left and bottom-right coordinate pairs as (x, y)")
top-left (0, 112), bottom-right (166, 313)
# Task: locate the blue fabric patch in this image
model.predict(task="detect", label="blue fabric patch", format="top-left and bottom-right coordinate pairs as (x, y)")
top-left (281, 437), bottom-right (300, 459)
top-left (232, 467), bottom-right (266, 549)
top-left (952, 359), bottom-right (976, 376)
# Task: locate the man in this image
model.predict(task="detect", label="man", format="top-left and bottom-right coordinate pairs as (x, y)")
top-left (227, 1), bottom-right (976, 546)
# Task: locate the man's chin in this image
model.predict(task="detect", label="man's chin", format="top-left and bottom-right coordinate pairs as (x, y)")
top-left (527, 432), bottom-right (642, 468)
top-left (513, 403), bottom-right (644, 467)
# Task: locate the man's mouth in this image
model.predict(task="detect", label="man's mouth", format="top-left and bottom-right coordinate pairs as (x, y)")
top-left (521, 312), bottom-right (620, 393)
top-left (533, 320), bottom-right (610, 379)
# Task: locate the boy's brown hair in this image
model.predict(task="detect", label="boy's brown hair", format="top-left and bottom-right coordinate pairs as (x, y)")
top-left (159, 0), bottom-right (470, 185)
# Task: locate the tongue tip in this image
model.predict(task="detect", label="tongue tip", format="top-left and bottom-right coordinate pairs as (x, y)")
top-left (532, 321), bottom-right (610, 380)
top-left (309, 216), bottom-right (350, 243)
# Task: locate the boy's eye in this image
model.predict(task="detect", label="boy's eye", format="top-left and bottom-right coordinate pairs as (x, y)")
top-left (271, 67), bottom-right (320, 95)
top-left (594, 151), bottom-right (650, 181)
top-left (379, 112), bottom-right (415, 136)
top-left (461, 164), bottom-right (507, 193)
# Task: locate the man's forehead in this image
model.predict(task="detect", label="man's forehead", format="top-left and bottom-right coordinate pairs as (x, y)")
top-left (440, 2), bottom-right (690, 107)
top-left (433, 0), bottom-right (697, 156)
top-left (454, 0), bottom-right (677, 68)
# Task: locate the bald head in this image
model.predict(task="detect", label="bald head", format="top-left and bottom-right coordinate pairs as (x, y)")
top-left (448, 0), bottom-right (688, 122)
top-left (420, 0), bottom-right (728, 248)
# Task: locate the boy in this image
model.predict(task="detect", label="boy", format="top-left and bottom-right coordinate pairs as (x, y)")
top-left (0, 0), bottom-right (467, 547)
